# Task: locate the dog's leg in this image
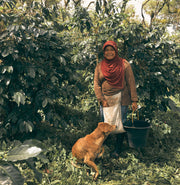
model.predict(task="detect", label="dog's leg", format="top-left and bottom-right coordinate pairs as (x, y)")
top-left (71, 158), bottom-right (84, 169)
top-left (97, 146), bottom-right (104, 158)
top-left (84, 156), bottom-right (99, 180)
top-left (71, 160), bottom-right (82, 169)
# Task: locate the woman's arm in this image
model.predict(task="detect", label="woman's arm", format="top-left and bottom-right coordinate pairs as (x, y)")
top-left (94, 65), bottom-right (108, 106)
top-left (125, 63), bottom-right (138, 110)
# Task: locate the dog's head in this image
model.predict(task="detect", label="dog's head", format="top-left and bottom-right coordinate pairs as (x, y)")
top-left (98, 122), bottom-right (116, 135)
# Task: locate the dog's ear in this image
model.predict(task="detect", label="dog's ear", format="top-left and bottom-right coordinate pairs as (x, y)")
top-left (98, 122), bottom-right (112, 133)
top-left (98, 122), bottom-right (105, 132)
top-left (98, 122), bottom-right (104, 127)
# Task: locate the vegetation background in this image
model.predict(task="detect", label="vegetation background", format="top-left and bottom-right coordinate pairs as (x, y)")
top-left (0, 0), bottom-right (179, 184)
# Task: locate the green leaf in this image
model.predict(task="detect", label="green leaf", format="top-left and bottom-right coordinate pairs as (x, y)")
top-left (51, 76), bottom-right (58, 84)
top-left (6, 66), bottom-right (13, 73)
top-left (0, 162), bottom-right (24, 185)
top-left (27, 67), bottom-right (36, 78)
top-left (0, 97), bottom-right (4, 105)
top-left (0, 31), bottom-right (8, 40)
top-left (42, 98), bottom-right (48, 108)
top-left (19, 120), bottom-right (34, 133)
top-left (59, 56), bottom-right (66, 65)
top-left (39, 29), bottom-right (47, 36)
top-left (7, 140), bottom-right (43, 162)
top-left (5, 78), bottom-right (10, 86)
top-left (7, 25), bottom-right (16, 32)
top-left (38, 68), bottom-right (45, 75)
top-left (51, 180), bottom-right (62, 184)
top-left (7, 112), bottom-right (18, 123)
top-left (2, 48), bottom-right (9, 57)
top-left (12, 92), bottom-right (26, 107)
top-left (37, 153), bottom-right (49, 164)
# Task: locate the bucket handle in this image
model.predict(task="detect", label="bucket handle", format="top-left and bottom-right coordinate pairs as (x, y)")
top-left (132, 110), bottom-right (139, 126)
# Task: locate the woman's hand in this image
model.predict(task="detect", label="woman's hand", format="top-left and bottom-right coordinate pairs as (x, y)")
top-left (132, 102), bottom-right (138, 111)
top-left (102, 100), bottom-right (109, 107)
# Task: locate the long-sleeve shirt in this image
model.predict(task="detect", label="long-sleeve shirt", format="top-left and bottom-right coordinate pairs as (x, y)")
top-left (94, 59), bottom-right (138, 106)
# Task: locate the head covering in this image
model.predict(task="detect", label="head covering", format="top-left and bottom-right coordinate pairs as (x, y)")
top-left (101, 41), bottom-right (124, 89)
top-left (103, 40), bottom-right (118, 53)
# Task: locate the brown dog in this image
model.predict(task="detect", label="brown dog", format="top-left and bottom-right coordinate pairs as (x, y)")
top-left (72, 122), bottom-right (116, 180)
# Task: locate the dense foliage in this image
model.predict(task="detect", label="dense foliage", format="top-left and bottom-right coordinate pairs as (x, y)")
top-left (0, 0), bottom-right (179, 184)
top-left (0, 1), bottom-right (88, 139)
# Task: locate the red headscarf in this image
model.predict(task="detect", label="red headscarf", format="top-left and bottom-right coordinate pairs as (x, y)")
top-left (101, 41), bottom-right (124, 89)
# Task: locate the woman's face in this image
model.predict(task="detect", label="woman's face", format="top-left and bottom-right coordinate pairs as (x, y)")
top-left (104, 46), bottom-right (116, 60)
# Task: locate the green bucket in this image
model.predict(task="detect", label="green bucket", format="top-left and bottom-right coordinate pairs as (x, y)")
top-left (124, 111), bottom-right (151, 149)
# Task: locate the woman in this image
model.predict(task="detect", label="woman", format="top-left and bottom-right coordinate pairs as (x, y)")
top-left (94, 40), bottom-right (138, 157)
